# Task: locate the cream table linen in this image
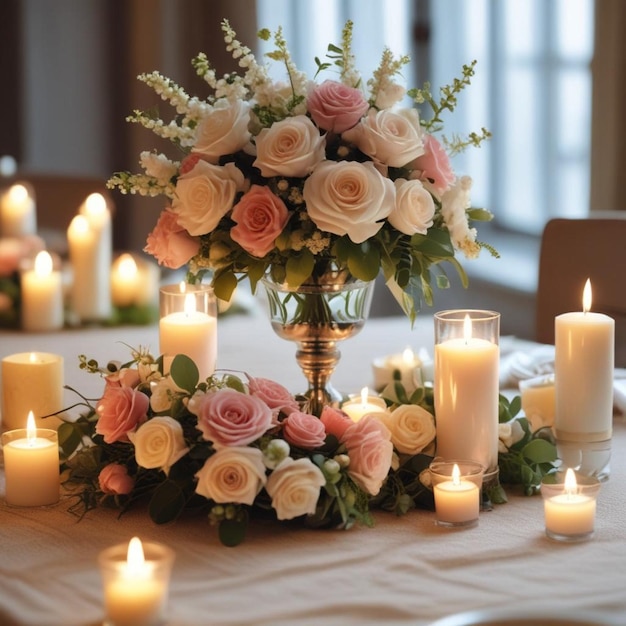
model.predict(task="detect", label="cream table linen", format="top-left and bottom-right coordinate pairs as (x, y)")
top-left (0, 312), bottom-right (625, 626)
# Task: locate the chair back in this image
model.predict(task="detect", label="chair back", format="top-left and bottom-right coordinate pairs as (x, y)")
top-left (536, 215), bottom-right (626, 366)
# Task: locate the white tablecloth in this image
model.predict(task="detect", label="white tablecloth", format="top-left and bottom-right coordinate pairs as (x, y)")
top-left (0, 312), bottom-right (624, 626)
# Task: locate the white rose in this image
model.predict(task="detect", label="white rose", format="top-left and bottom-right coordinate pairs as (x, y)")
top-left (265, 457), bottom-right (326, 520)
top-left (440, 175), bottom-right (481, 259)
top-left (253, 115), bottom-right (326, 177)
top-left (379, 404), bottom-right (436, 455)
top-left (498, 419), bottom-right (525, 452)
top-left (128, 416), bottom-right (189, 476)
top-left (149, 376), bottom-right (185, 413)
top-left (342, 108), bottom-right (424, 167)
top-left (193, 99), bottom-right (252, 164)
top-left (194, 447), bottom-right (266, 505)
top-left (303, 160), bottom-right (395, 243)
top-left (139, 151), bottom-right (178, 185)
top-left (389, 178), bottom-right (435, 235)
top-left (173, 160), bottom-right (245, 236)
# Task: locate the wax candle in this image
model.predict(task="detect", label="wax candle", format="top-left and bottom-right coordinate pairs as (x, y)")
top-left (20, 250), bottom-right (64, 331)
top-left (554, 279), bottom-right (614, 443)
top-left (432, 462), bottom-right (480, 527)
top-left (519, 374), bottom-right (555, 431)
top-left (159, 288), bottom-right (217, 381)
top-left (0, 183), bottom-right (36, 237)
top-left (341, 387), bottom-right (388, 422)
top-left (372, 346), bottom-right (423, 393)
top-left (434, 311), bottom-right (500, 473)
top-left (1, 352), bottom-right (64, 430)
top-left (111, 253), bottom-right (141, 307)
top-left (542, 468), bottom-right (598, 542)
top-left (2, 411), bottom-right (60, 507)
top-left (99, 537), bottom-right (175, 626)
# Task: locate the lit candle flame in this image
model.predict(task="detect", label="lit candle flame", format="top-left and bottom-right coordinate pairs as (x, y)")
top-left (69, 214), bottom-right (89, 235)
top-left (9, 184), bottom-right (28, 203)
top-left (463, 314), bottom-right (472, 343)
top-left (117, 253), bottom-right (137, 280)
top-left (126, 536), bottom-right (146, 576)
top-left (179, 281), bottom-right (187, 294)
top-left (452, 463), bottom-right (461, 486)
top-left (29, 352), bottom-right (37, 363)
top-left (402, 347), bottom-right (414, 364)
top-left (582, 278), bottom-right (592, 314)
top-left (564, 467), bottom-right (578, 497)
top-left (183, 293), bottom-right (196, 315)
top-left (84, 192), bottom-right (107, 216)
top-left (34, 250), bottom-right (53, 277)
top-left (360, 387), bottom-right (369, 404)
top-left (26, 410), bottom-right (37, 444)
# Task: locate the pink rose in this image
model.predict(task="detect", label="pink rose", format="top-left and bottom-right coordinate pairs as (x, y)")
top-left (104, 367), bottom-right (141, 389)
top-left (230, 185), bottom-right (290, 258)
top-left (282, 411), bottom-right (327, 450)
top-left (95, 385), bottom-right (149, 444)
top-left (197, 388), bottom-right (273, 447)
top-left (247, 376), bottom-right (300, 416)
top-left (413, 134), bottom-right (455, 195)
top-left (342, 415), bottom-right (393, 496)
top-left (144, 208), bottom-right (200, 269)
top-left (180, 153), bottom-right (202, 175)
top-left (307, 80), bottom-right (369, 133)
top-left (98, 463), bottom-right (135, 496)
top-left (320, 406), bottom-right (353, 440)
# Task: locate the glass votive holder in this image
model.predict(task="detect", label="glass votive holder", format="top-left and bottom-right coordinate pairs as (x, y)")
top-left (159, 282), bottom-right (218, 381)
top-left (519, 373), bottom-right (555, 431)
top-left (99, 537), bottom-right (175, 626)
top-left (541, 469), bottom-right (600, 543)
top-left (2, 426), bottom-right (60, 507)
top-left (429, 459), bottom-right (485, 528)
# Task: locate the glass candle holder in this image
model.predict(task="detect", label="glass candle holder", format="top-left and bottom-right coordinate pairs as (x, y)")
top-left (159, 283), bottom-right (217, 381)
top-left (434, 310), bottom-right (500, 479)
top-left (99, 537), bottom-right (175, 626)
top-left (429, 459), bottom-right (484, 528)
top-left (2, 426), bottom-right (59, 507)
top-left (541, 469), bottom-right (600, 542)
top-left (519, 373), bottom-right (555, 432)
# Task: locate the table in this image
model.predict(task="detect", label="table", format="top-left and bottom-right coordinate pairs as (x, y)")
top-left (1, 311), bottom-right (625, 626)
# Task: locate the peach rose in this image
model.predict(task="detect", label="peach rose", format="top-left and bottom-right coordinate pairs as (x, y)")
top-left (195, 446), bottom-right (266, 505)
top-left (196, 388), bottom-right (273, 447)
top-left (144, 208), bottom-right (200, 269)
top-left (192, 99), bottom-right (252, 163)
top-left (98, 463), bottom-right (135, 496)
top-left (253, 115), bottom-right (326, 178)
top-left (230, 185), bottom-right (290, 258)
top-left (247, 376), bottom-right (300, 416)
top-left (282, 411), bottom-right (327, 450)
top-left (378, 404), bottom-right (436, 455)
top-left (303, 160), bottom-right (395, 243)
top-left (307, 80), bottom-right (369, 133)
top-left (320, 405), bottom-right (353, 440)
top-left (95, 386), bottom-right (149, 444)
top-left (172, 160), bottom-right (245, 236)
top-left (413, 134), bottom-right (455, 195)
top-left (342, 107), bottom-right (424, 167)
top-left (265, 457), bottom-right (326, 520)
top-left (342, 415), bottom-right (393, 495)
top-left (388, 178), bottom-right (435, 235)
top-left (103, 367), bottom-right (141, 389)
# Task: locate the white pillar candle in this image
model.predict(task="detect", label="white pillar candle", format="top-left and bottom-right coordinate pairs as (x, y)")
top-left (554, 280), bottom-right (614, 442)
top-left (341, 387), bottom-right (388, 422)
top-left (2, 411), bottom-right (60, 507)
top-left (159, 292), bottom-right (217, 381)
top-left (0, 183), bottom-right (36, 238)
top-left (432, 463), bottom-right (480, 526)
top-left (435, 313), bottom-right (500, 473)
top-left (1, 352), bottom-right (64, 430)
top-left (111, 253), bottom-right (141, 307)
top-left (20, 250), bottom-right (64, 331)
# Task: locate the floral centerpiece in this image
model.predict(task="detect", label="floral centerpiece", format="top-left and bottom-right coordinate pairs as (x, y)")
top-left (107, 19), bottom-right (496, 322)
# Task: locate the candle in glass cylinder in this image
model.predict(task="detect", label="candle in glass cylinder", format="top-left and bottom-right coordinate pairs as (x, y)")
top-left (2, 411), bottom-right (60, 507)
top-left (0, 183), bottom-right (36, 237)
top-left (20, 250), bottom-right (64, 331)
top-left (430, 461), bottom-right (483, 527)
top-left (341, 387), bottom-right (388, 422)
top-left (554, 279), bottom-right (614, 443)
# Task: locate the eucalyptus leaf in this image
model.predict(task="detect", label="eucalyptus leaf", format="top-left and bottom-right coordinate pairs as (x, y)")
top-left (170, 354), bottom-right (199, 391)
top-left (523, 438), bottom-right (558, 464)
top-left (148, 480), bottom-right (186, 524)
top-left (58, 422), bottom-right (83, 458)
top-left (219, 517), bottom-right (248, 547)
top-left (213, 270), bottom-right (238, 302)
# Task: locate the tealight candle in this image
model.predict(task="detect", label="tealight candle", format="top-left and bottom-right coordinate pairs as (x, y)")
top-left (341, 387), bottom-right (388, 422)
top-left (372, 346), bottom-right (422, 393)
top-left (1, 351), bottom-right (64, 430)
top-left (542, 468), bottom-right (600, 542)
top-left (2, 411), bottom-right (60, 507)
top-left (99, 537), bottom-right (175, 626)
top-left (0, 182), bottom-right (36, 237)
top-left (20, 250), bottom-right (64, 331)
top-left (430, 460), bottom-right (483, 527)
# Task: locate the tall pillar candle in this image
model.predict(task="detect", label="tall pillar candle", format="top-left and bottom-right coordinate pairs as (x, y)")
top-left (1, 352), bottom-right (64, 430)
top-left (0, 182), bottom-right (36, 238)
top-left (434, 310), bottom-right (500, 474)
top-left (555, 279), bottom-right (614, 443)
top-left (20, 250), bottom-right (64, 331)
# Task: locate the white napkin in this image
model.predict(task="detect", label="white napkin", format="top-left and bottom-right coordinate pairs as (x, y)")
top-left (499, 344), bottom-right (555, 388)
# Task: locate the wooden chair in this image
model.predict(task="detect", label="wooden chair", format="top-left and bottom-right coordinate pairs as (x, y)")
top-left (535, 214), bottom-right (626, 367)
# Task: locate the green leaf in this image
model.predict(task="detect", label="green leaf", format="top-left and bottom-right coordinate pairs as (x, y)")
top-left (466, 207), bottom-right (493, 222)
top-left (347, 242), bottom-right (380, 281)
top-left (522, 438), bottom-right (558, 464)
top-left (219, 516), bottom-right (248, 547)
top-left (213, 271), bottom-right (238, 302)
top-left (170, 354), bottom-right (199, 391)
top-left (148, 479), bottom-right (186, 524)
top-left (285, 251), bottom-right (315, 287)
top-left (58, 422), bottom-right (84, 458)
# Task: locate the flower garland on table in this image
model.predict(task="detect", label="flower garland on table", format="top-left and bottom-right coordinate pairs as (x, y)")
top-left (107, 19), bottom-right (498, 323)
top-left (58, 348), bottom-right (558, 547)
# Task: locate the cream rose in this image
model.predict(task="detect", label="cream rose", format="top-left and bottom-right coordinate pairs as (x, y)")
top-left (265, 457), bottom-right (326, 520)
top-left (379, 404), bottom-right (436, 455)
top-left (128, 416), bottom-right (189, 476)
top-left (172, 160), bottom-right (245, 236)
top-left (253, 115), bottom-right (326, 177)
top-left (195, 447), bottom-right (266, 505)
top-left (388, 178), bottom-right (435, 235)
top-left (193, 99), bottom-right (252, 163)
top-left (342, 107), bottom-right (424, 167)
top-left (302, 160), bottom-right (395, 243)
